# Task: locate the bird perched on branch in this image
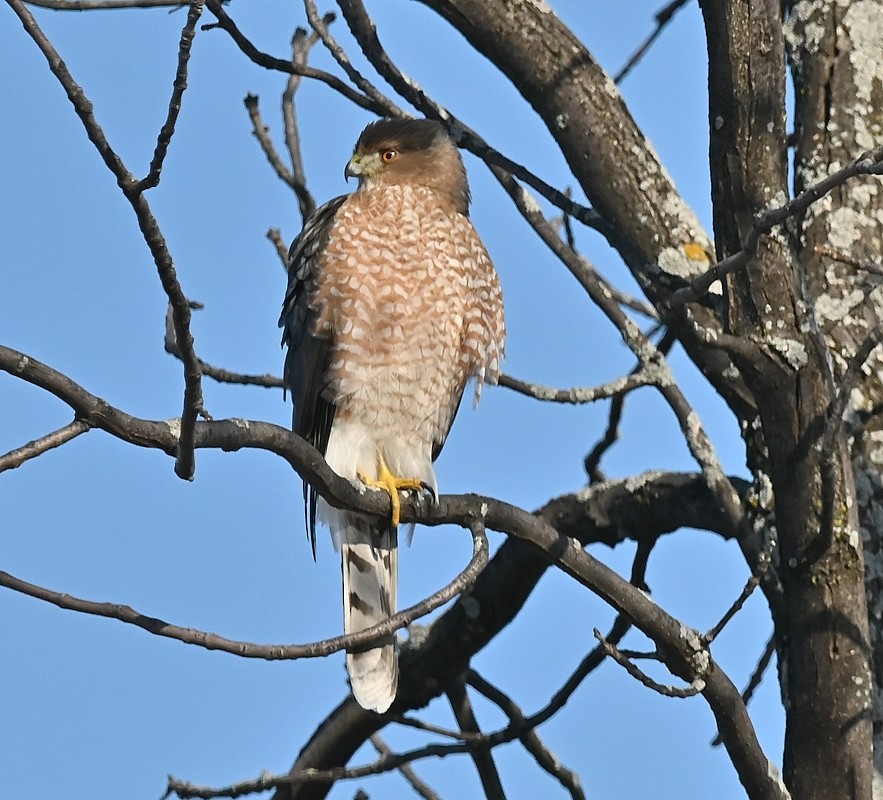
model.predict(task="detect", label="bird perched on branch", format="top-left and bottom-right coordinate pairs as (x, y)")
top-left (281, 118), bottom-right (505, 713)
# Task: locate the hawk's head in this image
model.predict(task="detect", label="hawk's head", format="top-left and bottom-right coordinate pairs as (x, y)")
top-left (345, 118), bottom-right (470, 214)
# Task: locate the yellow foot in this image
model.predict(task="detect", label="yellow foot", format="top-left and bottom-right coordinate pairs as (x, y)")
top-left (357, 455), bottom-right (424, 528)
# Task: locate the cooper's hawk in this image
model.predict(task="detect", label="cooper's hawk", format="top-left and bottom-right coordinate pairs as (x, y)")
top-left (281, 118), bottom-right (505, 712)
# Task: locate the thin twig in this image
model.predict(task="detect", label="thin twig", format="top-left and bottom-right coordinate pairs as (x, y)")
top-left (136, 0), bottom-right (204, 191)
top-left (594, 628), bottom-right (704, 698)
top-left (393, 715), bottom-right (483, 742)
top-left (813, 244), bottom-right (883, 277)
top-left (497, 369), bottom-right (655, 406)
top-left (614, 0), bottom-right (689, 84)
top-left (671, 143), bottom-right (883, 307)
top-left (585, 329), bottom-right (675, 482)
top-left (704, 547), bottom-right (770, 643)
top-left (0, 525), bottom-right (487, 660)
top-left (304, 0), bottom-right (402, 116)
top-left (245, 93), bottom-right (296, 187)
top-left (493, 169), bottom-right (746, 540)
top-left (202, 0), bottom-right (378, 113)
top-left (25, 0), bottom-right (184, 8)
top-left (283, 23), bottom-right (327, 221)
top-left (0, 419), bottom-right (92, 473)
top-left (267, 227), bottom-right (290, 269)
top-left (369, 734), bottom-right (442, 800)
top-left (467, 671), bottom-right (586, 800)
top-left (163, 302), bottom-right (283, 389)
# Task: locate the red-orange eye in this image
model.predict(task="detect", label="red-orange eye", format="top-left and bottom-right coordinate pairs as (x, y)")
top-left (381, 149), bottom-right (398, 163)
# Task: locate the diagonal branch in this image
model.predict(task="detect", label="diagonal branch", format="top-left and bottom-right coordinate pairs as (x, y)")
top-left (0, 419), bottom-right (92, 473)
top-left (202, 0), bottom-right (379, 113)
top-left (466, 670), bottom-right (585, 800)
top-left (368, 734), bottom-right (442, 800)
top-left (304, 0), bottom-right (402, 117)
top-left (136, 0), bottom-right (203, 191)
top-left (614, 0), bottom-right (690, 84)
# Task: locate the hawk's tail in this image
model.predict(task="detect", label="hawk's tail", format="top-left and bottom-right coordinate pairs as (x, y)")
top-left (339, 512), bottom-right (398, 713)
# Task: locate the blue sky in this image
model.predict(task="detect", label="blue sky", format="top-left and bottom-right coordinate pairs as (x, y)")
top-left (1, 2), bottom-right (783, 798)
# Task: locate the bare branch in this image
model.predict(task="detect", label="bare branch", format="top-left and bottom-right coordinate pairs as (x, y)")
top-left (594, 628), bottom-right (705, 698)
top-left (202, 0), bottom-right (380, 113)
top-left (670, 143), bottom-right (883, 307)
top-left (1, 344), bottom-right (781, 800)
top-left (0, 523), bottom-right (487, 660)
top-left (585, 329), bottom-right (675, 482)
top-left (803, 326), bottom-right (883, 567)
top-left (283, 23), bottom-right (326, 222)
top-left (492, 170), bottom-right (747, 543)
top-left (8, 0), bottom-right (204, 479)
top-left (268, 227), bottom-right (291, 269)
top-left (467, 671), bottom-right (586, 800)
top-left (0, 419), bottom-right (92, 473)
top-left (704, 544), bottom-right (771, 644)
top-left (25, 0), bottom-right (183, 8)
top-left (813, 244), bottom-right (883, 277)
top-left (136, 0), bottom-right (203, 191)
top-left (446, 679), bottom-right (506, 800)
top-left (369, 735), bottom-right (442, 800)
top-left (166, 738), bottom-right (501, 799)
top-left (164, 302), bottom-right (284, 389)
top-left (245, 93), bottom-right (297, 188)
top-left (497, 369), bottom-right (654, 406)
top-left (614, 0), bottom-right (690, 84)
top-left (304, 0), bottom-right (402, 116)
top-left (712, 633), bottom-right (777, 748)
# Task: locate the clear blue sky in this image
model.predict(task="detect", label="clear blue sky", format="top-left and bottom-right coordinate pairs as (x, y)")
top-left (1, 2), bottom-right (783, 798)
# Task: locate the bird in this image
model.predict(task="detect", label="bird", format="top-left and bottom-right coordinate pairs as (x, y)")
top-left (280, 118), bottom-right (505, 713)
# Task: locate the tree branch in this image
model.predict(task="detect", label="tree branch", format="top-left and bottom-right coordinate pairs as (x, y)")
top-left (0, 343), bottom-right (778, 799)
top-left (445, 678), bottom-right (506, 800)
top-left (0, 419), bottom-right (92, 473)
top-left (136, 0), bottom-right (203, 191)
top-left (466, 670), bottom-right (586, 800)
top-left (368, 734), bottom-right (442, 800)
top-left (670, 143), bottom-right (883, 307)
top-left (0, 522), bottom-right (487, 659)
top-left (8, 0), bottom-right (205, 479)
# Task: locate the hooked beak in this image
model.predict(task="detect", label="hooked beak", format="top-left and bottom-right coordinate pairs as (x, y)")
top-left (344, 152), bottom-right (381, 182)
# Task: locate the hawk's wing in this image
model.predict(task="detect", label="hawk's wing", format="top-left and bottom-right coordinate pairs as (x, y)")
top-left (280, 195), bottom-right (347, 556)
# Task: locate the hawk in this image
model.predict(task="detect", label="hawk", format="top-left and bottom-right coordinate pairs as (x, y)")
top-left (281, 118), bottom-right (505, 712)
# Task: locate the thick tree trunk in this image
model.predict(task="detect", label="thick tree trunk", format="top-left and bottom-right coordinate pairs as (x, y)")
top-left (702, 2), bottom-right (873, 797)
top-left (786, 0), bottom-right (883, 794)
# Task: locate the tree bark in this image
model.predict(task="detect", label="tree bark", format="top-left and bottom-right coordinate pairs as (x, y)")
top-left (786, 1), bottom-right (883, 792)
top-left (701, 1), bottom-right (874, 797)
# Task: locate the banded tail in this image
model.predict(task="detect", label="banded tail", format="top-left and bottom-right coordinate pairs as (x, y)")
top-left (339, 512), bottom-right (398, 712)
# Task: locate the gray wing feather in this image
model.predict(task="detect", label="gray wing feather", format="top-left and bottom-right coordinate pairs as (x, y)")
top-left (280, 195), bottom-right (348, 556)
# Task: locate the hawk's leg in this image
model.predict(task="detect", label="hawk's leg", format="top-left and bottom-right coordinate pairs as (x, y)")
top-left (357, 454), bottom-right (425, 528)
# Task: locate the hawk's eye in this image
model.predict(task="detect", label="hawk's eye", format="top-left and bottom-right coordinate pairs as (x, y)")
top-left (381, 149), bottom-right (398, 163)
